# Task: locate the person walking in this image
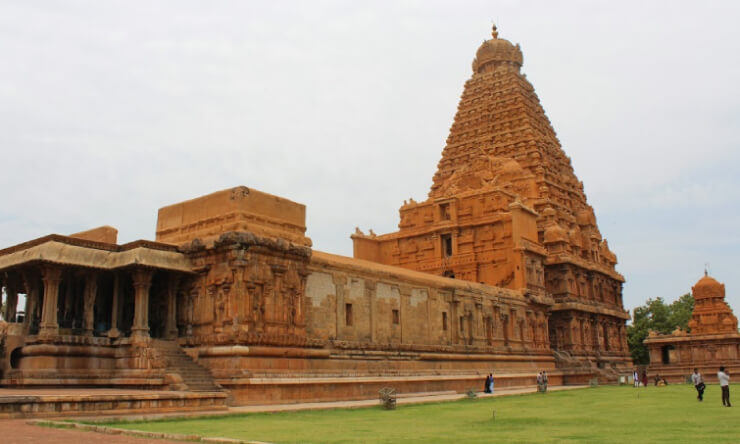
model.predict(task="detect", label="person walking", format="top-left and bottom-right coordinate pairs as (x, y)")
top-left (484, 373), bottom-right (492, 393)
top-left (691, 368), bottom-right (705, 401)
top-left (536, 371), bottom-right (543, 392)
top-left (489, 372), bottom-right (495, 394)
top-left (633, 369), bottom-right (639, 388)
top-left (718, 366), bottom-right (731, 407)
top-left (641, 370), bottom-right (648, 388)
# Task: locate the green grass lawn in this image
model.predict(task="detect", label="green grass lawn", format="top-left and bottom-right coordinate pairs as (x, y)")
top-left (98, 385), bottom-right (738, 443)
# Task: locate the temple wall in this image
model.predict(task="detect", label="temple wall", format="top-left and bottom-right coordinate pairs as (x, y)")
top-left (305, 251), bottom-right (552, 352)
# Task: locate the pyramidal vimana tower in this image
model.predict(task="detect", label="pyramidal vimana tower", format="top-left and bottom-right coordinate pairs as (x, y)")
top-left (353, 25), bottom-right (631, 368)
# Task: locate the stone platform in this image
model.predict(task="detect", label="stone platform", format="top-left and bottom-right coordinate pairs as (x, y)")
top-left (217, 370), bottom-right (594, 405)
top-left (0, 388), bottom-right (228, 418)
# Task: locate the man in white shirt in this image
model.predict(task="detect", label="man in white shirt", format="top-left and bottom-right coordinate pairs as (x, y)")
top-left (691, 368), bottom-right (705, 401)
top-left (717, 366), bottom-right (731, 407)
top-left (633, 369), bottom-right (639, 388)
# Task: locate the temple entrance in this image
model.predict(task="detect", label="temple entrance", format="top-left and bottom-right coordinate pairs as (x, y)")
top-left (661, 345), bottom-right (675, 364)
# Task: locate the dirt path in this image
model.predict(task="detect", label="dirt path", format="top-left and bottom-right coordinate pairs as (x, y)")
top-left (0, 419), bottom-right (181, 444)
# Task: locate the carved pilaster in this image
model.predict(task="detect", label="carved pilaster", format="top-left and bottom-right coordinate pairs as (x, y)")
top-left (365, 279), bottom-right (377, 343)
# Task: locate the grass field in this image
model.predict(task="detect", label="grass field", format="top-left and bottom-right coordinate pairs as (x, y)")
top-left (98, 384), bottom-right (738, 443)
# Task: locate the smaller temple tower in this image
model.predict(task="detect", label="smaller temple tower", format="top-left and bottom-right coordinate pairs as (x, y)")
top-left (645, 272), bottom-right (740, 382)
top-left (688, 272), bottom-right (739, 335)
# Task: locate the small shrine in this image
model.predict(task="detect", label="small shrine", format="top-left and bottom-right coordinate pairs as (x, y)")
top-left (645, 272), bottom-right (740, 382)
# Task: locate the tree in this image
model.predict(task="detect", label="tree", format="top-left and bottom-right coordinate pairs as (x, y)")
top-left (627, 293), bottom-right (694, 365)
top-left (667, 293), bottom-right (694, 331)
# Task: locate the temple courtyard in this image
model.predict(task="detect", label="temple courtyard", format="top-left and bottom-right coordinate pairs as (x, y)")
top-left (5, 384), bottom-right (735, 444)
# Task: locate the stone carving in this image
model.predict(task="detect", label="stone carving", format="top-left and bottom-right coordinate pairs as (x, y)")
top-left (351, 25), bottom-right (630, 369)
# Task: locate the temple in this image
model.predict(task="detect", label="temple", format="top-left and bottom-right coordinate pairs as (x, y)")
top-left (353, 25), bottom-right (630, 370)
top-left (645, 273), bottom-right (740, 382)
top-left (0, 26), bottom-right (630, 410)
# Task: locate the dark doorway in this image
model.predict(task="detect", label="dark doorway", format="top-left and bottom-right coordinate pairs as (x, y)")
top-left (661, 345), bottom-right (674, 364)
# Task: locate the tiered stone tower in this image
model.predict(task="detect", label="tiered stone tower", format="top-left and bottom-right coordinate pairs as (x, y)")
top-left (645, 273), bottom-right (740, 382)
top-left (689, 273), bottom-right (738, 335)
top-left (353, 25), bottom-right (631, 368)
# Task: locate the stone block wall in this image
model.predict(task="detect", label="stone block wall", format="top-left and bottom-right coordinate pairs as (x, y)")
top-left (305, 250), bottom-right (552, 353)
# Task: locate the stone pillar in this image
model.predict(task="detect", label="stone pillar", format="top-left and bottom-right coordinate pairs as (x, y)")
top-left (22, 271), bottom-right (39, 333)
top-left (165, 274), bottom-right (180, 339)
top-left (39, 265), bottom-right (63, 337)
top-left (4, 284), bottom-right (18, 323)
top-left (108, 273), bottom-right (121, 338)
top-left (131, 269), bottom-right (154, 339)
top-left (83, 273), bottom-right (98, 336)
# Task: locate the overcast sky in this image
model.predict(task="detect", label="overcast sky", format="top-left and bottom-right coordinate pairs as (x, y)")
top-left (1, 1), bottom-right (739, 315)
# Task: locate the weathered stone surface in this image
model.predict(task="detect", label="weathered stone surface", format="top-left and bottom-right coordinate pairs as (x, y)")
top-left (69, 226), bottom-right (119, 244)
top-left (156, 186), bottom-right (311, 248)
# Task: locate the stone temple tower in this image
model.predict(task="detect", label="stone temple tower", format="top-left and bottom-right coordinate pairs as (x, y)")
top-left (353, 25), bottom-right (631, 368)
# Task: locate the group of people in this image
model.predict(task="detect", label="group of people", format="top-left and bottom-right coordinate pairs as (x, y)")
top-left (536, 371), bottom-right (548, 393)
top-left (634, 366), bottom-right (730, 407)
top-left (480, 367), bottom-right (730, 406)
top-left (632, 369), bottom-right (648, 388)
top-left (483, 373), bottom-right (495, 393)
top-left (482, 371), bottom-right (548, 394)
top-left (631, 369), bottom-right (668, 387)
top-left (692, 367), bottom-right (731, 407)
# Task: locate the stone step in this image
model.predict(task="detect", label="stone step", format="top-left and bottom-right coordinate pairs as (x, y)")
top-left (0, 391), bottom-right (228, 419)
top-left (396, 390), bottom-right (458, 399)
top-left (151, 340), bottom-right (223, 393)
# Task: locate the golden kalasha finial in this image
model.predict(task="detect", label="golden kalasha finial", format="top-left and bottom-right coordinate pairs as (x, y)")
top-left (492, 24), bottom-right (499, 39)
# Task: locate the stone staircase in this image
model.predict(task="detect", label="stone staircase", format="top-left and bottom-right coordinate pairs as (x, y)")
top-left (152, 339), bottom-right (222, 392)
top-left (553, 349), bottom-right (622, 384)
